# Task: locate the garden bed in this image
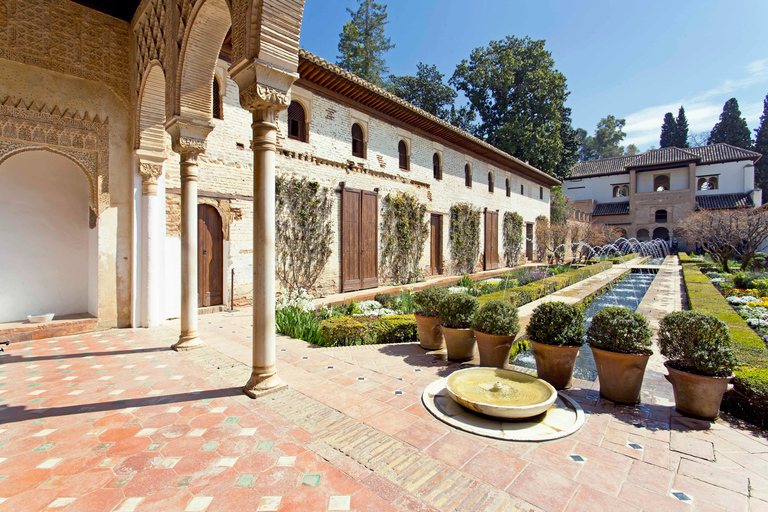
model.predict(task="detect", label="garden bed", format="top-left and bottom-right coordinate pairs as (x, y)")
top-left (682, 265), bottom-right (768, 429)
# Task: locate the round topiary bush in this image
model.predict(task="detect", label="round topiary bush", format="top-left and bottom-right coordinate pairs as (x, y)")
top-left (657, 311), bottom-right (737, 377)
top-left (437, 293), bottom-right (478, 329)
top-left (471, 299), bottom-right (520, 336)
top-left (526, 301), bottom-right (585, 346)
top-left (587, 306), bottom-right (652, 355)
top-left (413, 287), bottom-right (449, 317)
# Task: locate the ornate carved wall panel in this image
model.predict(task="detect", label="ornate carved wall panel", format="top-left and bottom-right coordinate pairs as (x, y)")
top-left (0, 97), bottom-right (110, 226)
top-left (0, 0), bottom-right (130, 105)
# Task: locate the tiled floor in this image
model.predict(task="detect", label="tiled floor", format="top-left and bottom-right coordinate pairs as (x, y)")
top-left (3, 262), bottom-right (768, 511)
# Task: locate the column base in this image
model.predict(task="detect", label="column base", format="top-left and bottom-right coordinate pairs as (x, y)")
top-left (172, 333), bottom-right (204, 351)
top-left (243, 369), bottom-right (287, 398)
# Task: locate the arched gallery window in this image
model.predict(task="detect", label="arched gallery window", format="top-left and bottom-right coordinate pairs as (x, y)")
top-left (398, 140), bottom-right (409, 170)
top-left (655, 209), bottom-right (668, 223)
top-left (433, 153), bottom-right (442, 180)
top-left (653, 226), bottom-right (670, 240)
top-left (654, 174), bottom-right (670, 192)
top-left (506, 178), bottom-right (511, 197)
top-left (287, 101), bottom-right (307, 142)
top-left (698, 176), bottom-right (719, 191)
top-left (465, 164), bottom-right (472, 187)
top-left (637, 228), bottom-right (650, 239)
top-left (351, 123), bottom-right (365, 158)
top-left (520, 184), bottom-right (524, 195)
top-left (613, 185), bottom-right (629, 197)
top-left (212, 76), bottom-right (223, 120)
top-left (488, 172), bottom-right (494, 193)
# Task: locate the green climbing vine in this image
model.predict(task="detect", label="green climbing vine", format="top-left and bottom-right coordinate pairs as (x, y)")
top-left (275, 175), bottom-right (334, 293)
top-left (449, 203), bottom-right (481, 274)
top-left (503, 212), bottom-right (524, 267)
top-left (380, 192), bottom-right (429, 284)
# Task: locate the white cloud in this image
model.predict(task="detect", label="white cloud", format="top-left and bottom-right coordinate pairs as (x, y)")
top-left (622, 59), bottom-right (768, 149)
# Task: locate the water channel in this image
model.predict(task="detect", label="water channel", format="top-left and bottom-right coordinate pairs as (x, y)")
top-left (511, 269), bottom-right (658, 381)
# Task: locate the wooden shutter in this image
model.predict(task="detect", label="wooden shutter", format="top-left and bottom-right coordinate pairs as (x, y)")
top-left (398, 141), bottom-right (408, 170)
top-left (352, 124), bottom-right (364, 157)
top-left (341, 188), bottom-right (379, 291)
top-left (430, 214), bottom-right (443, 275)
top-left (361, 191), bottom-right (379, 289)
top-left (433, 153), bottom-right (441, 180)
top-left (484, 211), bottom-right (499, 271)
top-left (198, 205), bottom-right (223, 306)
top-left (287, 101), bottom-right (306, 142)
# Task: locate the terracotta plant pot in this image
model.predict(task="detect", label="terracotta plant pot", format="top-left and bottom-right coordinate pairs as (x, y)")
top-left (414, 314), bottom-right (444, 350)
top-left (475, 332), bottom-right (516, 369)
top-left (530, 340), bottom-right (580, 390)
top-left (441, 326), bottom-right (476, 362)
top-left (591, 346), bottom-right (650, 404)
top-left (664, 362), bottom-right (735, 420)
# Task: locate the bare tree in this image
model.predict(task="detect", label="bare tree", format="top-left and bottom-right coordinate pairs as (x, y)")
top-left (676, 208), bottom-right (768, 272)
top-left (688, 131), bottom-right (709, 147)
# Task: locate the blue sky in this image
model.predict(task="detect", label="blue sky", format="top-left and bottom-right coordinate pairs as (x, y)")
top-left (300, 0), bottom-right (768, 151)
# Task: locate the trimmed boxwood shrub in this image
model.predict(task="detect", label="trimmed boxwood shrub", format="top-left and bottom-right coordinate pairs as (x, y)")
top-left (479, 261), bottom-right (613, 307)
top-left (526, 301), bottom-right (585, 346)
top-left (682, 265), bottom-right (768, 428)
top-left (471, 299), bottom-right (519, 336)
top-left (319, 315), bottom-right (417, 347)
top-left (437, 293), bottom-right (478, 329)
top-left (610, 253), bottom-right (639, 265)
top-left (413, 287), bottom-right (449, 318)
top-left (658, 310), bottom-right (736, 377)
top-left (678, 252), bottom-right (693, 264)
top-left (587, 306), bottom-right (652, 355)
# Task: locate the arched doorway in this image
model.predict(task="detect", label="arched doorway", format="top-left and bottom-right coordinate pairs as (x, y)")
top-left (652, 227), bottom-right (670, 241)
top-left (0, 151), bottom-right (93, 322)
top-left (637, 228), bottom-right (650, 240)
top-left (198, 205), bottom-right (224, 307)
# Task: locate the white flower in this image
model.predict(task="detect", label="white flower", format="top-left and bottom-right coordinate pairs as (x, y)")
top-left (447, 286), bottom-right (471, 294)
top-left (276, 289), bottom-right (316, 311)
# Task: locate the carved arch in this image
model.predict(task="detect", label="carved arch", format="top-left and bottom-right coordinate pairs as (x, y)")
top-left (136, 61), bottom-right (167, 151)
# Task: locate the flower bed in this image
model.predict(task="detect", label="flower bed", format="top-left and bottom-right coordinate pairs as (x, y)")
top-left (478, 261), bottom-right (613, 307)
top-left (682, 265), bottom-right (768, 429)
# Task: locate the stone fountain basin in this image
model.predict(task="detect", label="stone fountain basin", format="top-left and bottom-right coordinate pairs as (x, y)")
top-left (446, 368), bottom-right (557, 419)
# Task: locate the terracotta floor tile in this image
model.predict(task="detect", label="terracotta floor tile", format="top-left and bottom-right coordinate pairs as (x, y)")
top-left (617, 482), bottom-right (692, 512)
top-left (626, 460), bottom-right (673, 495)
top-left (392, 418), bottom-right (447, 450)
top-left (462, 446), bottom-right (527, 490)
top-left (523, 447), bottom-right (582, 479)
top-left (575, 459), bottom-right (626, 496)
top-left (424, 431), bottom-right (484, 470)
top-left (508, 463), bottom-right (579, 512)
top-left (564, 484), bottom-right (640, 512)
top-left (363, 407), bottom-right (419, 436)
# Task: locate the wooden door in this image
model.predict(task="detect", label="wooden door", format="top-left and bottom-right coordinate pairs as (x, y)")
top-left (198, 204), bottom-right (223, 307)
top-left (341, 188), bottom-right (378, 291)
top-left (484, 210), bottom-right (499, 270)
top-left (526, 223), bottom-right (534, 261)
top-left (430, 214), bottom-right (443, 275)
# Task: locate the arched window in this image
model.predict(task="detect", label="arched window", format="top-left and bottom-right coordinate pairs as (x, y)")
top-left (506, 178), bottom-right (511, 197)
top-left (655, 209), bottom-right (667, 223)
top-left (433, 153), bottom-right (442, 180)
top-left (613, 185), bottom-right (628, 197)
top-left (637, 228), bottom-right (650, 240)
top-left (540, 187), bottom-right (543, 200)
top-left (520, 184), bottom-right (524, 195)
top-left (212, 76), bottom-right (223, 120)
top-left (287, 101), bottom-right (307, 142)
top-left (465, 164), bottom-right (472, 187)
top-left (351, 123), bottom-right (365, 158)
top-left (488, 172), bottom-right (494, 193)
top-left (398, 140), bottom-right (409, 170)
top-left (698, 177), bottom-right (719, 191)
top-left (653, 226), bottom-right (670, 241)
top-left (654, 174), bottom-right (670, 192)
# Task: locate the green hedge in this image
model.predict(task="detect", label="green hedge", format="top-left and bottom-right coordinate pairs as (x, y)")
top-left (682, 266), bottom-right (768, 428)
top-left (319, 315), bottom-right (417, 347)
top-left (678, 252), bottom-right (693, 264)
top-left (479, 261), bottom-right (613, 307)
top-left (611, 253), bottom-right (639, 265)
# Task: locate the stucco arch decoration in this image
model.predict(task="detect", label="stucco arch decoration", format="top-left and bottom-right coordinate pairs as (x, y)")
top-left (0, 97), bottom-right (110, 227)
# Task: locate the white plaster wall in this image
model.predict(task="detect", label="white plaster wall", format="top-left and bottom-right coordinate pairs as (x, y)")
top-left (0, 152), bottom-right (91, 322)
top-left (564, 174), bottom-right (629, 204)
top-left (636, 167), bottom-right (689, 193)
top-left (695, 161), bottom-right (754, 195)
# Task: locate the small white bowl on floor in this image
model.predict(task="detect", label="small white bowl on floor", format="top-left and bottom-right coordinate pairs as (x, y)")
top-left (28, 313), bottom-right (55, 323)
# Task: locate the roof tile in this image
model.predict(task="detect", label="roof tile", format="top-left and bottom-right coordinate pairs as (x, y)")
top-left (696, 193), bottom-right (754, 210)
top-left (593, 201), bottom-right (630, 216)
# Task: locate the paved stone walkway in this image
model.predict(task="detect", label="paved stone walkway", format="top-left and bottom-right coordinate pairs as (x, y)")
top-left (2, 260), bottom-right (768, 511)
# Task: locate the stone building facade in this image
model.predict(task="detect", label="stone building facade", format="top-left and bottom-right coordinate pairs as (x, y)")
top-left (564, 145), bottom-right (762, 250)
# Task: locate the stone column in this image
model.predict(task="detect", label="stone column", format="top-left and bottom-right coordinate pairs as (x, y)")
top-left (172, 146), bottom-right (204, 351)
top-left (138, 159), bottom-right (164, 327)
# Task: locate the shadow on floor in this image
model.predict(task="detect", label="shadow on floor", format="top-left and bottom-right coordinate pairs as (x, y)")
top-left (0, 346), bottom-right (171, 364)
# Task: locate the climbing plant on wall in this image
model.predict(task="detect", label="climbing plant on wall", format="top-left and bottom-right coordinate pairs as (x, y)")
top-left (380, 192), bottom-right (430, 284)
top-left (503, 212), bottom-right (524, 267)
top-left (534, 215), bottom-right (549, 262)
top-left (275, 176), bottom-right (334, 293)
top-left (449, 203), bottom-right (481, 274)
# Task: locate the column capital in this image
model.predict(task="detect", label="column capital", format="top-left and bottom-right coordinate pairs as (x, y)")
top-left (165, 116), bottom-right (212, 156)
top-left (230, 59), bottom-right (298, 114)
top-left (138, 162), bottom-right (164, 195)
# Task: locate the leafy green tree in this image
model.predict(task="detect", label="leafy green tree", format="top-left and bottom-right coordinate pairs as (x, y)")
top-left (660, 112), bottom-right (676, 148)
top-left (754, 94), bottom-right (768, 199)
top-left (708, 98), bottom-right (753, 148)
top-left (450, 36), bottom-right (570, 177)
top-left (625, 144), bottom-right (639, 156)
top-left (578, 115), bottom-right (628, 160)
top-left (448, 105), bottom-right (477, 134)
top-left (387, 63), bottom-right (457, 120)
top-left (674, 106), bottom-right (689, 147)
top-left (553, 106), bottom-right (580, 181)
top-left (336, 0), bottom-right (394, 86)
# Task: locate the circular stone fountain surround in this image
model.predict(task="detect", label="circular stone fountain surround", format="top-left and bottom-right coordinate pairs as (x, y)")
top-left (422, 368), bottom-right (585, 442)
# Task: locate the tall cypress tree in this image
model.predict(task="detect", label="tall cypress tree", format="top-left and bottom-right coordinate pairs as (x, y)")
top-left (708, 98), bottom-right (753, 148)
top-left (674, 106), bottom-right (689, 147)
top-left (754, 94), bottom-right (768, 198)
top-left (660, 112), bottom-right (676, 148)
top-left (336, 0), bottom-right (395, 86)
